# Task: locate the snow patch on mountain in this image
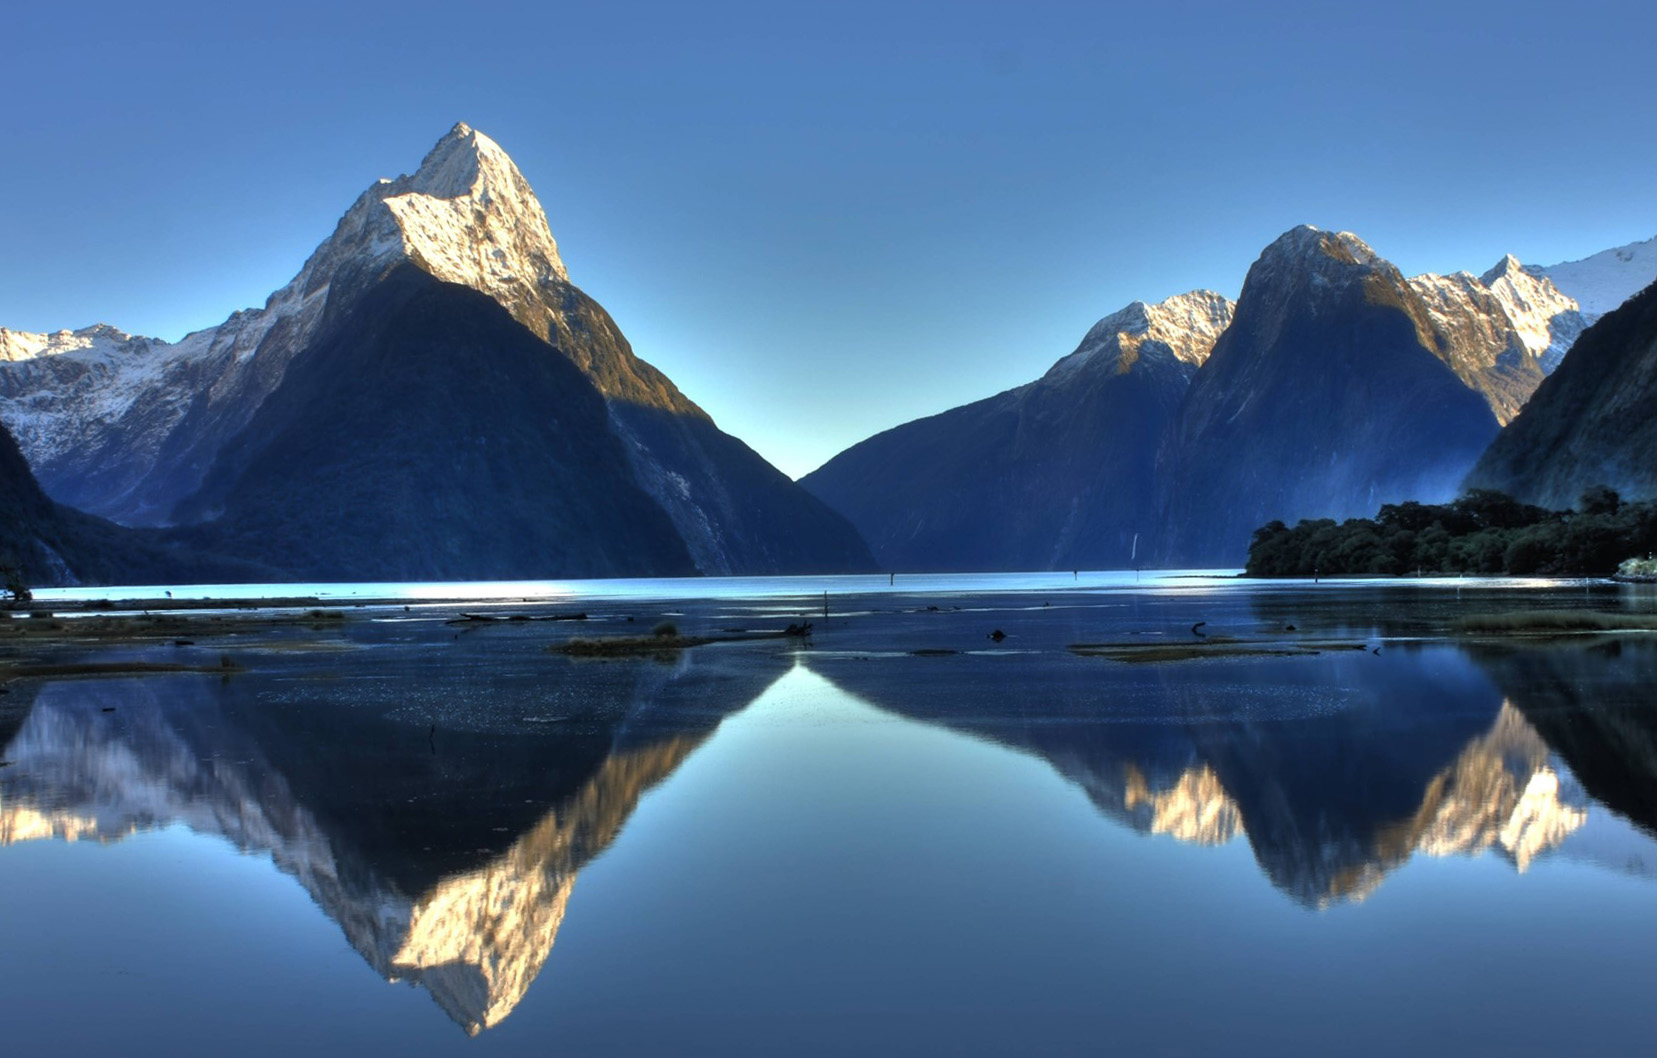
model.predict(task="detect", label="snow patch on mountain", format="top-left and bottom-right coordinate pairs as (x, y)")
top-left (1044, 290), bottom-right (1234, 382)
top-left (1253, 225), bottom-right (1385, 278)
top-left (0, 275), bottom-right (332, 522)
top-left (1529, 233), bottom-right (1657, 318)
top-left (0, 324), bottom-right (211, 463)
top-left (1478, 255), bottom-right (1586, 372)
top-left (1405, 255), bottom-right (1584, 388)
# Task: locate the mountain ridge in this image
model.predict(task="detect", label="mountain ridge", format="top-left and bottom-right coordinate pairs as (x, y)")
top-left (0, 123), bottom-right (874, 581)
top-left (806, 224), bottom-right (1586, 571)
top-left (801, 289), bottom-right (1234, 571)
top-left (1154, 226), bottom-right (1506, 565)
top-left (1466, 277), bottom-right (1657, 509)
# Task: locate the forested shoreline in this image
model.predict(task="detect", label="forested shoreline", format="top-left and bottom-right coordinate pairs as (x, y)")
top-left (1245, 487), bottom-right (1657, 577)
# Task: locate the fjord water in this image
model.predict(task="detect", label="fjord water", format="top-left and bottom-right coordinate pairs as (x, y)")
top-left (4, 576), bottom-right (1657, 1055)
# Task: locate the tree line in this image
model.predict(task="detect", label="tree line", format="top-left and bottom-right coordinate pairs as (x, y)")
top-left (1245, 486), bottom-right (1657, 577)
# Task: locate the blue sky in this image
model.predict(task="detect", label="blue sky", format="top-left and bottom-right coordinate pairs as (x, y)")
top-left (4, 0), bottom-right (1654, 477)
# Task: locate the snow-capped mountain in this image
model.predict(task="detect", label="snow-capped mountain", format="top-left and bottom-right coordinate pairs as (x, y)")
top-left (0, 124), bottom-right (874, 580)
top-left (0, 312), bottom-right (315, 524)
top-left (1403, 269), bottom-right (1545, 425)
top-left (803, 221), bottom-right (1597, 571)
top-left (1478, 254), bottom-right (1587, 372)
top-left (1043, 290), bottom-right (1234, 380)
top-left (1155, 226), bottom-right (1504, 566)
top-left (1402, 256), bottom-right (1587, 424)
top-left (1468, 276), bottom-right (1657, 509)
top-left (1529, 234), bottom-right (1657, 319)
top-left (801, 290), bottom-right (1234, 571)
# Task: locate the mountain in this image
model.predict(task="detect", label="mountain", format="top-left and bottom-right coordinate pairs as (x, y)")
top-left (1154, 227), bottom-right (1508, 566)
top-left (1465, 278), bottom-right (1657, 509)
top-left (802, 225), bottom-right (1582, 572)
top-left (1529, 234), bottom-right (1657, 319)
top-left (0, 124), bottom-right (873, 579)
top-left (0, 418), bottom-right (261, 587)
top-left (170, 265), bottom-right (698, 580)
top-left (1408, 254), bottom-right (1587, 393)
top-left (800, 291), bottom-right (1233, 571)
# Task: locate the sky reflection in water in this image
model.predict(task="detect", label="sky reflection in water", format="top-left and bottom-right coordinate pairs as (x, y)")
top-left (2, 583), bottom-right (1657, 1056)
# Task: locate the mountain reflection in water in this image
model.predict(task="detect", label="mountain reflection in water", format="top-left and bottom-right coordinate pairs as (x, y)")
top-left (0, 650), bottom-right (790, 1036)
top-left (4, 631), bottom-right (1657, 1036)
top-left (807, 640), bottom-right (1657, 907)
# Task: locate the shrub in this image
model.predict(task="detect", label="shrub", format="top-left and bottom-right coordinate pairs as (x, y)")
top-left (1, 563), bottom-right (30, 604)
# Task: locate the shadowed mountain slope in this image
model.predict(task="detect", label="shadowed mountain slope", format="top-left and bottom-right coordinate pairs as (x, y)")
top-left (171, 265), bottom-right (697, 580)
top-left (0, 124), bottom-right (873, 579)
top-left (1155, 227), bottom-right (1502, 566)
top-left (1466, 280), bottom-right (1657, 509)
top-left (0, 419), bottom-right (265, 587)
top-left (801, 292), bottom-right (1232, 571)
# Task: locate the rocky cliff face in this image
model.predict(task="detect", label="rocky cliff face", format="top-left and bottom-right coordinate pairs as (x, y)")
top-left (1465, 279), bottom-right (1657, 509)
top-left (0, 123), bottom-right (873, 579)
top-left (1155, 227), bottom-right (1504, 567)
top-left (800, 291), bottom-right (1233, 571)
top-left (1405, 256), bottom-right (1585, 422)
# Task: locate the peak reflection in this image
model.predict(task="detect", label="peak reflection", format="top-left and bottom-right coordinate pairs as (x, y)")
top-left (0, 651), bottom-right (786, 1034)
top-left (806, 640), bottom-right (1657, 908)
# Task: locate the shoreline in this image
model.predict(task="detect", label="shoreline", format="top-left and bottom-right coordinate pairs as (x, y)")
top-left (4, 578), bottom-right (1654, 674)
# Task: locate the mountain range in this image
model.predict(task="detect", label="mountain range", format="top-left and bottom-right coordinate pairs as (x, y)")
top-left (799, 292), bottom-right (1232, 571)
top-left (1467, 275), bottom-right (1657, 508)
top-left (806, 224), bottom-right (1643, 569)
top-left (5, 123), bottom-right (1657, 581)
top-left (0, 124), bottom-right (873, 583)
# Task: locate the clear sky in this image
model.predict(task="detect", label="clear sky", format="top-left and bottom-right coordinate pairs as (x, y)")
top-left (5, 0), bottom-right (1655, 478)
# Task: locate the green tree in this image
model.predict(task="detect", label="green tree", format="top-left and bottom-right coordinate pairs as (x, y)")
top-left (1580, 484), bottom-right (1622, 516)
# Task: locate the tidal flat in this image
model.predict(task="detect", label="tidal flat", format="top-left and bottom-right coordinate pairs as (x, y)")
top-left (3, 573), bottom-right (1657, 1056)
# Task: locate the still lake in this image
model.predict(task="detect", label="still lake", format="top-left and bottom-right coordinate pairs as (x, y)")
top-left (4, 572), bottom-right (1657, 1055)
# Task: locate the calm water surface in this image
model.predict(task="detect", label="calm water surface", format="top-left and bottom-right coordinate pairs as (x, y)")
top-left (4, 576), bottom-right (1657, 1055)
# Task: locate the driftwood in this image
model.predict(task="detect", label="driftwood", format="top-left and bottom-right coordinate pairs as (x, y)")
top-left (447, 611), bottom-right (589, 625)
